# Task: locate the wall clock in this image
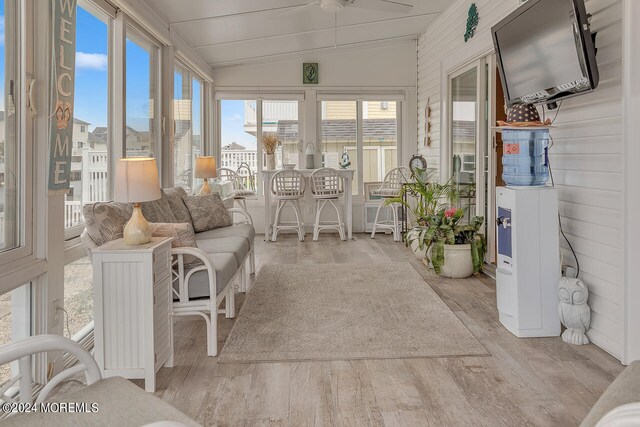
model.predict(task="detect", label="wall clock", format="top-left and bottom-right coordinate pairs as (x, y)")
top-left (409, 154), bottom-right (427, 176)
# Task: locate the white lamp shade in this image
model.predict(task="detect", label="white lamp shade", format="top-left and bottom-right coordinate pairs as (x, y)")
top-left (194, 156), bottom-right (217, 179)
top-left (114, 157), bottom-right (162, 203)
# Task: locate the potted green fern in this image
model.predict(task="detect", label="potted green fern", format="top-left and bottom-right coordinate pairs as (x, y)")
top-left (385, 169), bottom-right (453, 259)
top-left (387, 169), bottom-right (486, 277)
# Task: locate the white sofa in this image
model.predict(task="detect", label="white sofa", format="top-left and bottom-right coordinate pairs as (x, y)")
top-left (80, 187), bottom-right (256, 356)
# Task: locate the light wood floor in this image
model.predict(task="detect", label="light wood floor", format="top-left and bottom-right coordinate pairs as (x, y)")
top-left (136, 235), bottom-right (624, 425)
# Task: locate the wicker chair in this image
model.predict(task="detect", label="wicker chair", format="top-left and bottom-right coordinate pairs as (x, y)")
top-left (310, 168), bottom-right (346, 241)
top-left (270, 169), bottom-right (306, 241)
top-left (218, 167), bottom-right (257, 212)
top-left (370, 166), bottom-right (411, 242)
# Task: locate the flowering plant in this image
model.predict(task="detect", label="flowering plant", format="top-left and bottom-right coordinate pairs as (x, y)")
top-left (409, 206), bottom-right (485, 275)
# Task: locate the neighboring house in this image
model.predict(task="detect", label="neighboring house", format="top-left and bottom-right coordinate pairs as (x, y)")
top-left (221, 142), bottom-right (258, 176)
top-left (72, 118), bottom-right (91, 155)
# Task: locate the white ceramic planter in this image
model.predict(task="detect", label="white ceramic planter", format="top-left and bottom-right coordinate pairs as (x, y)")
top-left (438, 244), bottom-right (473, 279)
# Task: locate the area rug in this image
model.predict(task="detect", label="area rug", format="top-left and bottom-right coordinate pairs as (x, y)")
top-left (218, 263), bottom-right (488, 363)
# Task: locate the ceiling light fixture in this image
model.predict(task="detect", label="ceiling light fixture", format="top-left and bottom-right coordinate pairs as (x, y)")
top-left (320, 0), bottom-right (346, 13)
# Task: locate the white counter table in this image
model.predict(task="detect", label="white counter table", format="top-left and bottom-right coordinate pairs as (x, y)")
top-left (262, 168), bottom-right (355, 241)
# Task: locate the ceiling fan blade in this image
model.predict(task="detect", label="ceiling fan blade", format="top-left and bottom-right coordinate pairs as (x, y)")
top-left (349, 0), bottom-right (413, 14)
top-left (273, 1), bottom-right (320, 18)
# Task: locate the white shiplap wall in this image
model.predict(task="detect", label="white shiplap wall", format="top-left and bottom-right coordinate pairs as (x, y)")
top-left (417, 0), bottom-right (625, 359)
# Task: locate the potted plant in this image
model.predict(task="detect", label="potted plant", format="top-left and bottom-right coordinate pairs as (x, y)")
top-left (415, 207), bottom-right (485, 278)
top-left (262, 133), bottom-right (279, 170)
top-left (385, 169), bottom-right (454, 259)
top-left (387, 169), bottom-right (486, 278)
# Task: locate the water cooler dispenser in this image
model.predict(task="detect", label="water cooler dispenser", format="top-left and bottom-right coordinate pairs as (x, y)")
top-left (495, 128), bottom-right (561, 337)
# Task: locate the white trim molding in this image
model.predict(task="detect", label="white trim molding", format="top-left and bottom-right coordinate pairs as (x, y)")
top-left (439, 29), bottom-right (495, 182)
top-left (623, 0), bottom-right (640, 365)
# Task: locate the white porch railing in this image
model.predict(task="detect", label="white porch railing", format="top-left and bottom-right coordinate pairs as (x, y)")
top-left (81, 148), bottom-right (108, 204)
top-left (64, 199), bottom-right (84, 229)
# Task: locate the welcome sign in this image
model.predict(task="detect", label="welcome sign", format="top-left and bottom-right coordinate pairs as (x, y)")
top-left (48, 0), bottom-right (77, 194)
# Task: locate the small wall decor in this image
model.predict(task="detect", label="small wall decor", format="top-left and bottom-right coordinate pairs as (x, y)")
top-left (464, 3), bottom-right (479, 43)
top-left (424, 97), bottom-right (432, 147)
top-left (558, 277), bottom-right (591, 345)
top-left (303, 63), bottom-right (319, 84)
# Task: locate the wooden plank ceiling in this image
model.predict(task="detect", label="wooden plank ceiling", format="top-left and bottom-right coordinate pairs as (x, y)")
top-left (146, 0), bottom-right (450, 68)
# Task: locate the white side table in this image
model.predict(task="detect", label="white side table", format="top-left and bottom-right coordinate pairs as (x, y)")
top-left (92, 237), bottom-right (174, 392)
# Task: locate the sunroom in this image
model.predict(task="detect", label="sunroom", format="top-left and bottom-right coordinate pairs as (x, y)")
top-left (0, 0), bottom-right (638, 425)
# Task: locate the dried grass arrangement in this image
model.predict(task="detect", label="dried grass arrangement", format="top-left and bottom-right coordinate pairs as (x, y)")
top-left (261, 133), bottom-right (279, 155)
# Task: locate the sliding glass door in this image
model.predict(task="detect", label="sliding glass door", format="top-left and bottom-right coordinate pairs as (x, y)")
top-left (447, 56), bottom-right (495, 264)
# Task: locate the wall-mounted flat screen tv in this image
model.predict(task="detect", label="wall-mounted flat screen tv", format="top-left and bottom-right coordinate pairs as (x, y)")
top-left (492, 0), bottom-right (599, 107)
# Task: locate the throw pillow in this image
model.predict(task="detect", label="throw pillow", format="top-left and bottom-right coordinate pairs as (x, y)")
top-left (183, 193), bottom-right (232, 232)
top-left (162, 187), bottom-right (193, 225)
top-left (141, 194), bottom-right (178, 223)
top-left (83, 201), bottom-right (133, 247)
top-left (148, 222), bottom-right (197, 248)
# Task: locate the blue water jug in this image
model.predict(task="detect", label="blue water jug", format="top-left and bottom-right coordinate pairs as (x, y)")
top-left (502, 129), bottom-right (550, 186)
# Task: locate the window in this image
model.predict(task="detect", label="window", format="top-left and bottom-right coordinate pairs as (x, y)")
top-left (320, 100), bottom-right (400, 196)
top-left (0, 0), bottom-right (23, 256)
top-left (263, 100), bottom-right (299, 169)
top-left (320, 101), bottom-right (358, 194)
top-left (125, 26), bottom-right (160, 158)
top-left (363, 101), bottom-right (398, 184)
top-left (172, 64), bottom-right (204, 193)
top-left (0, 283), bottom-right (32, 386)
top-left (192, 76), bottom-right (203, 183)
top-left (63, 257), bottom-right (93, 340)
top-left (220, 100), bottom-right (257, 192)
top-left (65, 3), bottom-right (110, 238)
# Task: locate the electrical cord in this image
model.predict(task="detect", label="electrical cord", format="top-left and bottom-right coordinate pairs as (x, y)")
top-left (547, 134), bottom-right (580, 278)
top-left (541, 100), bottom-right (564, 125)
top-left (57, 306), bottom-right (71, 339)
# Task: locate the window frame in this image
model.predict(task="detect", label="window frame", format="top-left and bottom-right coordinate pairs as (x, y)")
top-left (215, 94), bottom-right (304, 197)
top-left (318, 98), bottom-right (403, 197)
top-left (124, 21), bottom-right (162, 164)
top-left (64, 0), bottom-right (113, 241)
top-left (170, 59), bottom-right (206, 191)
top-left (0, 0), bottom-right (35, 270)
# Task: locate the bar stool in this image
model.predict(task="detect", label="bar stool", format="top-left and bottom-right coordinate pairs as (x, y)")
top-left (271, 169), bottom-right (306, 242)
top-left (371, 166), bottom-right (411, 242)
top-left (218, 167), bottom-right (256, 212)
top-left (310, 168), bottom-right (346, 241)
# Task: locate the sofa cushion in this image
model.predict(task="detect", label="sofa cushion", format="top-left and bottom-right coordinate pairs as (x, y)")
top-left (175, 252), bottom-right (237, 300)
top-left (195, 224), bottom-right (255, 245)
top-left (141, 195), bottom-right (178, 223)
top-left (83, 201), bottom-right (132, 247)
top-left (232, 189), bottom-right (257, 198)
top-left (162, 187), bottom-right (193, 225)
top-left (196, 236), bottom-right (250, 267)
top-left (1, 377), bottom-right (199, 427)
top-left (183, 193), bottom-right (232, 232)
top-left (149, 223), bottom-right (197, 248)
top-left (581, 360), bottom-right (640, 427)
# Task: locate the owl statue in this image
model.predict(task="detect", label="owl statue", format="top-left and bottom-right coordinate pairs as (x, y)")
top-left (558, 277), bottom-right (591, 345)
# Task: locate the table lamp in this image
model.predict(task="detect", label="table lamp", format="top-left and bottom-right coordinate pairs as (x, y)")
top-left (114, 157), bottom-right (161, 245)
top-left (194, 156), bottom-right (216, 195)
